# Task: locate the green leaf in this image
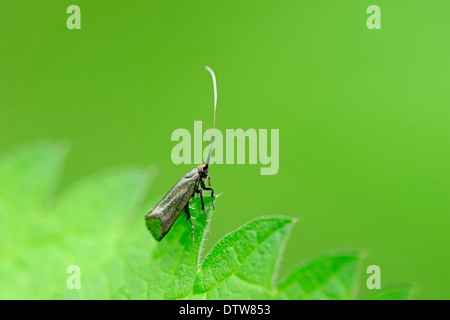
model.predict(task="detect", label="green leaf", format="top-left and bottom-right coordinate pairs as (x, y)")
top-left (193, 217), bottom-right (295, 299)
top-left (0, 142), bottom-right (154, 299)
top-left (119, 210), bottom-right (296, 299)
top-left (0, 142), bottom-right (66, 259)
top-left (275, 250), bottom-right (362, 300)
top-left (0, 142), bottom-right (415, 300)
top-left (363, 284), bottom-right (417, 300)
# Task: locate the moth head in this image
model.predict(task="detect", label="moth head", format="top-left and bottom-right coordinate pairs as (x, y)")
top-left (197, 163), bottom-right (209, 179)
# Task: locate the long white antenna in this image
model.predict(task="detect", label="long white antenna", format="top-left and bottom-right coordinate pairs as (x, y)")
top-left (205, 66), bottom-right (217, 166)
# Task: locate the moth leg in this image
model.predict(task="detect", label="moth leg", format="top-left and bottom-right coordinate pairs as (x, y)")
top-left (200, 179), bottom-right (214, 209)
top-left (196, 187), bottom-right (205, 211)
top-left (184, 204), bottom-right (195, 241)
top-left (195, 188), bottom-right (211, 234)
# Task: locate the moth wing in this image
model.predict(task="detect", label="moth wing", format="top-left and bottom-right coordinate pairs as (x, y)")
top-left (145, 168), bottom-right (199, 240)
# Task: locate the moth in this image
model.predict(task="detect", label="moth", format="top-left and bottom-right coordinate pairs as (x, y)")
top-left (145, 66), bottom-right (218, 241)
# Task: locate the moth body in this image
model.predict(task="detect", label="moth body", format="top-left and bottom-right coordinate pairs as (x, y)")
top-left (145, 66), bottom-right (218, 241)
top-left (146, 167), bottom-right (201, 241)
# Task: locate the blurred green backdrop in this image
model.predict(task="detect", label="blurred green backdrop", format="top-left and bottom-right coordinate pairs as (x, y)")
top-left (0, 0), bottom-right (449, 299)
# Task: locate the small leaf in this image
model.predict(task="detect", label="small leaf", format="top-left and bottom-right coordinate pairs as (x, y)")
top-left (193, 217), bottom-right (296, 299)
top-left (363, 284), bottom-right (417, 300)
top-left (275, 250), bottom-right (362, 300)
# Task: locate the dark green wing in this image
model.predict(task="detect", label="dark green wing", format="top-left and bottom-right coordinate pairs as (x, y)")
top-left (145, 168), bottom-right (199, 240)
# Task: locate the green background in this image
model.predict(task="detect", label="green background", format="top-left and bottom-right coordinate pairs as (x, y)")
top-left (0, 0), bottom-right (449, 299)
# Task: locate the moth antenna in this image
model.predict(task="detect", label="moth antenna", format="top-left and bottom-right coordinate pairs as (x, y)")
top-left (204, 66), bottom-right (217, 167)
